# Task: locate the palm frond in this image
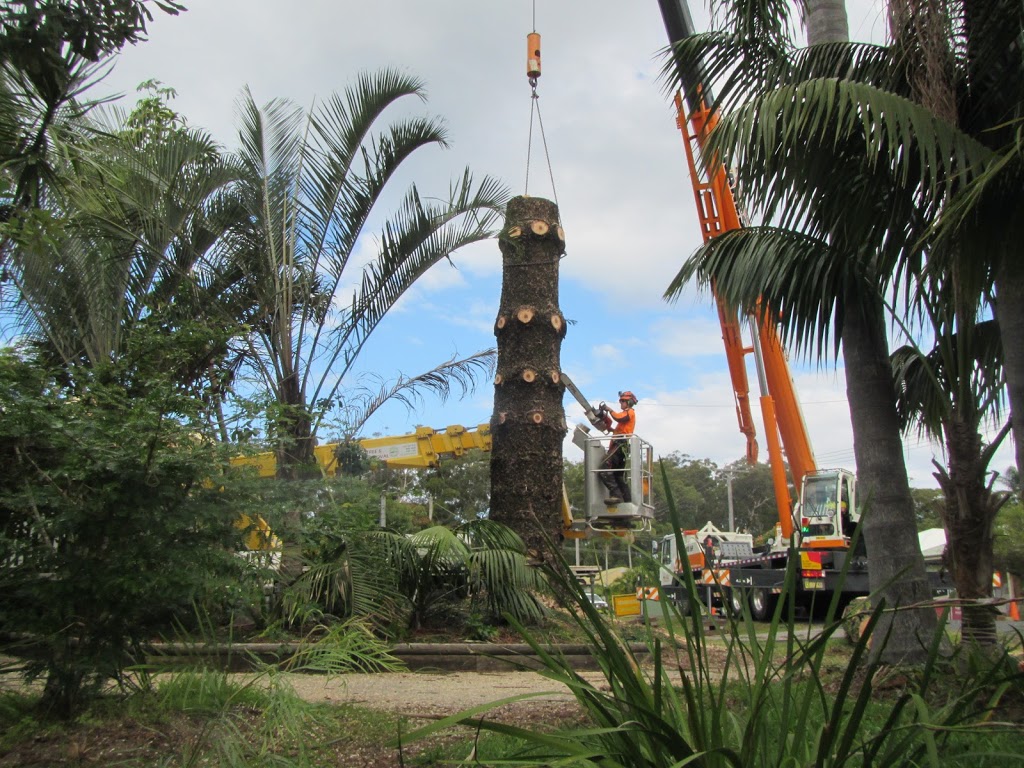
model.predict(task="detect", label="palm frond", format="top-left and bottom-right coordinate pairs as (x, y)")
top-left (322, 349), bottom-right (495, 439)
top-left (707, 79), bottom-right (994, 212)
top-left (308, 170), bottom-right (506, 402)
top-left (300, 72), bottom-right (447, 283)
top-left (666, 226), bottom-right (846, 359)
top-left (892, 319), bottom-right (1005, 440)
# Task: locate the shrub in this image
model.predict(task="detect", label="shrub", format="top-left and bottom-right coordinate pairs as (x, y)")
top-left (0, 349), bottom-right (248, 717)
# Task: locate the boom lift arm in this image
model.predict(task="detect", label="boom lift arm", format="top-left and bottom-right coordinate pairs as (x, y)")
top-left (229, 424), bottom-right (493, 478)
top-left (657, 0), bottom-right (818, 540)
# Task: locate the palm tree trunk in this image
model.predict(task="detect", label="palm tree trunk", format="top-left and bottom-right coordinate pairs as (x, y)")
top-left (844, 286), bottom-right (937, 662)
top-left (489, 196), bottom-right (568, 562)
top-left (936, 420), bottom-right (998, 646)
top-left (802, 0), bottom-right (850, 44)
top-left (275, 371), bottom-right (316, 479)
top-left (275, 370), bottom-right (317, 583)
top-left (994, 254), bottom-right (1024, 480)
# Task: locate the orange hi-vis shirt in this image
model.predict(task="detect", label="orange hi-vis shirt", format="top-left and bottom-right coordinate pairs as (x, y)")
top-left (607, 407), bottom-right (635, 435)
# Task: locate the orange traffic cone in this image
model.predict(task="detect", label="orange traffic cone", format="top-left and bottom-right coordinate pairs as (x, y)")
top-left (1010, 598), bottom-right (1021, 622)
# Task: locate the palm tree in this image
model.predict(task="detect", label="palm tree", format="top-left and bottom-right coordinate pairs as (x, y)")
top-left (903, 0), bottom-right (1024, 480)
top-left (892, 309), bottom-right (1011, 644)
top-left (291, 518), bottom-right (544, 632)
top-left (3, 94), bottom-right (242, 386)
top-left (662, 0), bottom-right (953, 661)
top-left (224, 70), bottom-right (508, 569)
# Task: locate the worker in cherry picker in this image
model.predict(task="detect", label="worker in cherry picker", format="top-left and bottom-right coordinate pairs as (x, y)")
top-left (599, 390), bottom-right (637, 505)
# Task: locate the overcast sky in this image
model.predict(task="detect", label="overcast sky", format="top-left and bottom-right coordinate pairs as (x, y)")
top-left (96, 0), bottom-right (1014, 489)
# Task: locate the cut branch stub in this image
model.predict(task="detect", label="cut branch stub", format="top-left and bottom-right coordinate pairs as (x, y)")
top-left (521, 368), bottom-right (536, 383)
top-left (529, 220), bottom-right (550, 236)
top-left (517, 307), bottom-right (535, 323)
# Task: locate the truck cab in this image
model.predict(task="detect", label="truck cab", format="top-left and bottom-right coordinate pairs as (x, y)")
top-left (798, 469), bottom-right (859, 549)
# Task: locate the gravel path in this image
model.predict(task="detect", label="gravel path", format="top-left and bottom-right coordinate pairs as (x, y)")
top-left (258, 668), bottom-right (613, 716)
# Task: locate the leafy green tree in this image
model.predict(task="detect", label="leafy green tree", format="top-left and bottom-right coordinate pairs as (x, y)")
top-left (993, 501), bottom-right (1024, 581)
top-left (0, 0), bottom-right (185, 210)
top-left (0, 335), bottom-right (247, 719)
top-left (408, 451), bottom-right (492, 524)
top-left (654, 453), bottom-right (725, 529)
top-left (911, 488), bottom-right (944, 530)
top-left (563, 458), bottom-right (585, 515)
top-left (725, 460), bottom-right (780, 537)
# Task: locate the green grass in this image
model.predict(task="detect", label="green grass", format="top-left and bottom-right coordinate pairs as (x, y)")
top-left (0, 678), bottom-right (407, 767)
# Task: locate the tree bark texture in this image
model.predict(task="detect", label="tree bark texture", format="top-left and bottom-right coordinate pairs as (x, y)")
top-left (843, 286), bottom-right (937, 663)
top-left (274, 371), bottom-right (317, 584)
top-left (489, 196), bottom-right (567, 562)
top-left (994, 253), bottom-right (1024, 484)
top-left (935, 420), bottom-right (1000, 646)
top-left (801, 0), bottom-right (850, 44)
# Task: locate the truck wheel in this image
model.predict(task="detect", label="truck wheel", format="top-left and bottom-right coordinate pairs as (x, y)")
top-left (729, 589), bottom-right (746, 616)
top-left (673, 592), bottom-right (692, 617)
top-left (750, 588), bottom-right (776, 622)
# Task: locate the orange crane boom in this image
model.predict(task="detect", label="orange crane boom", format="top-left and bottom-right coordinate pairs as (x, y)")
top-left (658, 0), bottom-right (818, 540)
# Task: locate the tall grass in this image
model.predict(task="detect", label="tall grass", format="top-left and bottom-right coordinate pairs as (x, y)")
top-left (402, 469), bottom-right (1024, 766)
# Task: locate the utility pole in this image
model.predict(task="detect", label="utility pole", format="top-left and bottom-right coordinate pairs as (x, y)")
top-left (726, 470), bottom-right (736, 531)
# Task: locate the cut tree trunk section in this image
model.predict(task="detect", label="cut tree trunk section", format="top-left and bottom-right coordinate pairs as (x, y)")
top-left (489, 196), bottom-right (567, 562)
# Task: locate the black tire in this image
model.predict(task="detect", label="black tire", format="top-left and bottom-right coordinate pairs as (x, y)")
top-left (750, 588), bottom-right (777, 622)
top-left (729, 588), bottom-right (746, 616)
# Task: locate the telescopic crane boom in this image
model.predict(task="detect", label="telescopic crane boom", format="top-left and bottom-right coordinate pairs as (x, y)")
top-left (657, 0), bottom-right (818, 540)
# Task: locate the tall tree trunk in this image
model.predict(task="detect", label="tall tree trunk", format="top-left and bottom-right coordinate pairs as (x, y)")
top-left (844, 286), bottom-right (937, 663)
top-left (275, 370), bottom-right (316, 584)
top-left (489, 196), bottom-right (568, 562)
top-left (802, 0), bottom-right (936, 661)
top-left (801, 0), bottom-right (850, 44)
top-left (994, 254), bottom-right (1024, 480)
top-left (935, 420), bottom-right (998, 645)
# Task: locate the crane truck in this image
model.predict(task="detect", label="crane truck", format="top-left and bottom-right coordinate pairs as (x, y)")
top-left (650, 0), bottom-right (952, 619)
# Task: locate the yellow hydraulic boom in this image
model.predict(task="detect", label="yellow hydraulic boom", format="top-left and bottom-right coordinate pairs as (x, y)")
top-left (229, 424), bottom-right (493, 478)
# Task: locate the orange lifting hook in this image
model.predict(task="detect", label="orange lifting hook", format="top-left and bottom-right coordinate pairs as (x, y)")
top-left (526, 32), bottom-right (541, 82)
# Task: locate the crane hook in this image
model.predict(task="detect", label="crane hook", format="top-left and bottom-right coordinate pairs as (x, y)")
top-left (526, 31), bottom-right (541, 87)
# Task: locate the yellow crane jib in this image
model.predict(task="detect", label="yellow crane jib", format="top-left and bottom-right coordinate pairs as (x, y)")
top-left (358, 424), bottom-right (492, 469)
top-left (229, 424), bottom-right (493, 479)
